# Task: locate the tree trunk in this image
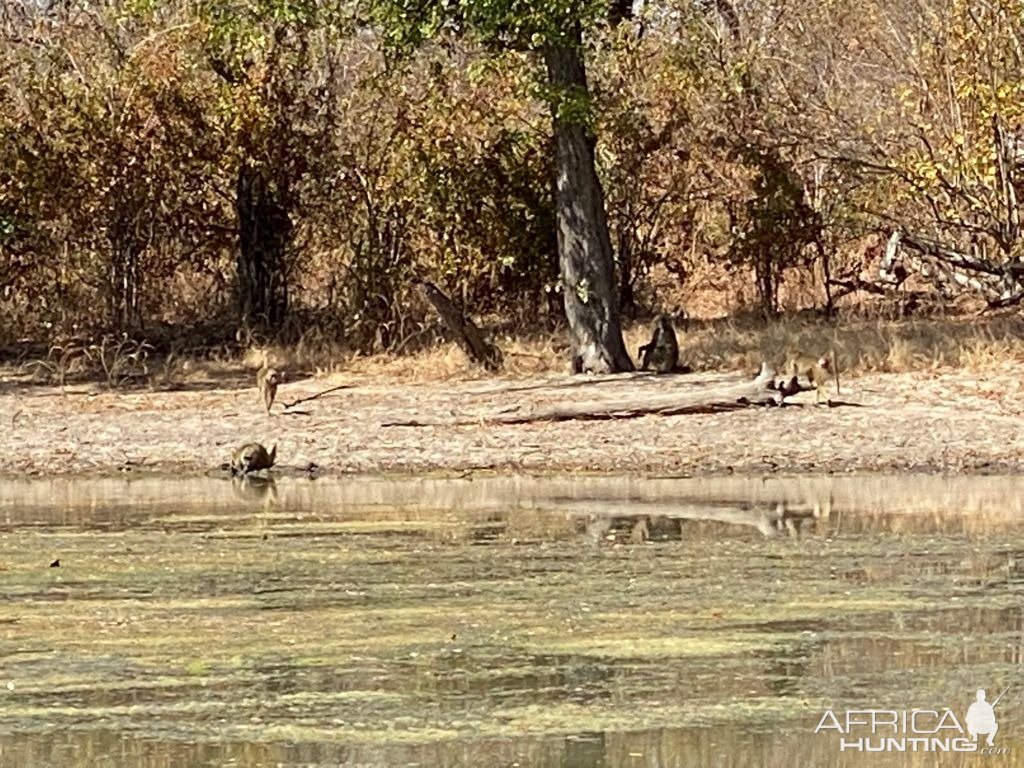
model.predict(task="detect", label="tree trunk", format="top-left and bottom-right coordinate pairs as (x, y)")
top-left (105, 191), bottom-right (147, 333)
top-left (236, 163), bottom-right (291, 333)
top-left (416, 279), bottom-right (503, 371)
top-left (544, 32), bottom-right (635, 374)
top-left (616, 228), bottom-right (637, 319)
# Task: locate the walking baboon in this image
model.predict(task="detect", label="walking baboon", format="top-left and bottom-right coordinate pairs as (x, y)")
top-left (782, 350), bottom-right (839, 403)
top-left (638, 315), bottom-right (679, 373)
top-left (256, 364), bottom-right (281, 414)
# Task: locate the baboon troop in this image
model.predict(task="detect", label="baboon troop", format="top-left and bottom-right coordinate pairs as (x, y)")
top-left (212, 320), bottom-right (847, 481)
top-left (638, 314), bottom-right (680, 373)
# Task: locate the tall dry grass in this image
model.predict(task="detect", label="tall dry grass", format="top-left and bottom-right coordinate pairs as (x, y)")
top-left (679, 315), bottom-right (1024, 376)
top-left (10, 313), bottom-right (1021, 388)
top-left (239, 314), bottom-right (1024, 383)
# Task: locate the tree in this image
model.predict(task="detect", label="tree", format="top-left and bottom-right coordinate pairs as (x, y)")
top-left (197, 0), bottom-right (346, 335)
top-left (369, 0), bottom-right (635, 372)
top-left (0, 1), bottom-right (231, 336)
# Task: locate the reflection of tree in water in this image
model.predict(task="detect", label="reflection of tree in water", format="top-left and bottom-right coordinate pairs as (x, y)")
top-left (421, 650), bottom-right (616, 707)
top-left (464, 513), bottom-right (507, 544)
top-left (560, 731), bottom-right (605, 768)
top-left (7, 720), bottom-right (935, 767)
top-left (572, 493), bottom-right (835, 546)
top-left (811, 605), bottom-right (1024, 682)
top-left (984, 550), bottom-right (1024, 593)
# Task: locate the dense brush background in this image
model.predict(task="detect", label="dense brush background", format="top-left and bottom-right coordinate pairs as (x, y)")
top-left (2, 0), bottom-right (1024, 380)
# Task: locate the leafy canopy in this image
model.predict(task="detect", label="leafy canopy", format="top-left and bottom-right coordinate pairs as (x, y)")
top-left (368, 0), bottom-right (613, 53)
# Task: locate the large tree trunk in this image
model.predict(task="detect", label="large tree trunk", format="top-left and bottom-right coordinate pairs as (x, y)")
top-left (544, 31), bottom-right (635, 374)
top-left (236, 163), bottom-right (291, 333)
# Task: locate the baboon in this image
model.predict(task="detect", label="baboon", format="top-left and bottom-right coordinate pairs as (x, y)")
top-left (230, 442), bottom-right (277, 476)
top-left (256, 364), bottom-right (281, 414)
top-left (638, 315), bottom-right (679, 373)
top-left (782, 350), bottom-right (840, 404)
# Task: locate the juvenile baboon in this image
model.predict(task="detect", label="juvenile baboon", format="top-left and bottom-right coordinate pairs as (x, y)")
top-left (230, 442), bottom-right (277, 476)
top-left (783, 350), bottom-right (840, 404)
top-left (638, 315), bottom-right (679, 373)
top-left (256, 364), bottom-right (281, 414)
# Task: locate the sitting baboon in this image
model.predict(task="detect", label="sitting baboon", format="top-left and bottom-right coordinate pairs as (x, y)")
top-left (638, 315), bottom-right (679, 373)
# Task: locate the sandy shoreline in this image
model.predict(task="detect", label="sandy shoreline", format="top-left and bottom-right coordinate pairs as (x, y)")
top-left (2, 366), bottom-right (1023, 479)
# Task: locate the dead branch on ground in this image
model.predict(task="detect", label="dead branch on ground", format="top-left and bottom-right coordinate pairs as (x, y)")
top-left (281, 383), bottom-right (353, 410)
top-left (383, 364), bottom-right (787, 427)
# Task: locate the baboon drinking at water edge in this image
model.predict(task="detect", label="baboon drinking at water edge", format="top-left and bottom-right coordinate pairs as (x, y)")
top-left (230, 443), bottom-right (277, 475)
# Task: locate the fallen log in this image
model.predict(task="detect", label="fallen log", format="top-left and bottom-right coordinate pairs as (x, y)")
top-left (487, 364), bottom-right (783, 423)
top-left (881, 229), bottom-right (1024, 302)
top-left (383, 364), bottom-right (786, 427)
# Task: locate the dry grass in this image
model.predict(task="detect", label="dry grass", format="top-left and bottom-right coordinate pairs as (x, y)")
top-left (240, 329), bottom-right (571, 384)
top-left (12, 314), bottom-right (1023, 390)
top-left (681, 314), bottom-right (1024, 375)
top-left (236, 314), bottom-right (1024, 384)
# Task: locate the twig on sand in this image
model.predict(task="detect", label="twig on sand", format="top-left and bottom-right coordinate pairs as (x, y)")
top-left (281, 383), bottom-right (352, 410)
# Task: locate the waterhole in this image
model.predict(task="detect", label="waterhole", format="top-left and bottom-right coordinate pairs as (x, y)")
top-left (0, 473), bottom-right (1021, 767)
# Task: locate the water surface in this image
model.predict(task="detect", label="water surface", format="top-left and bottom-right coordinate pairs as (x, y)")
top-left (0, 474), bottom-right (1022, 767)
